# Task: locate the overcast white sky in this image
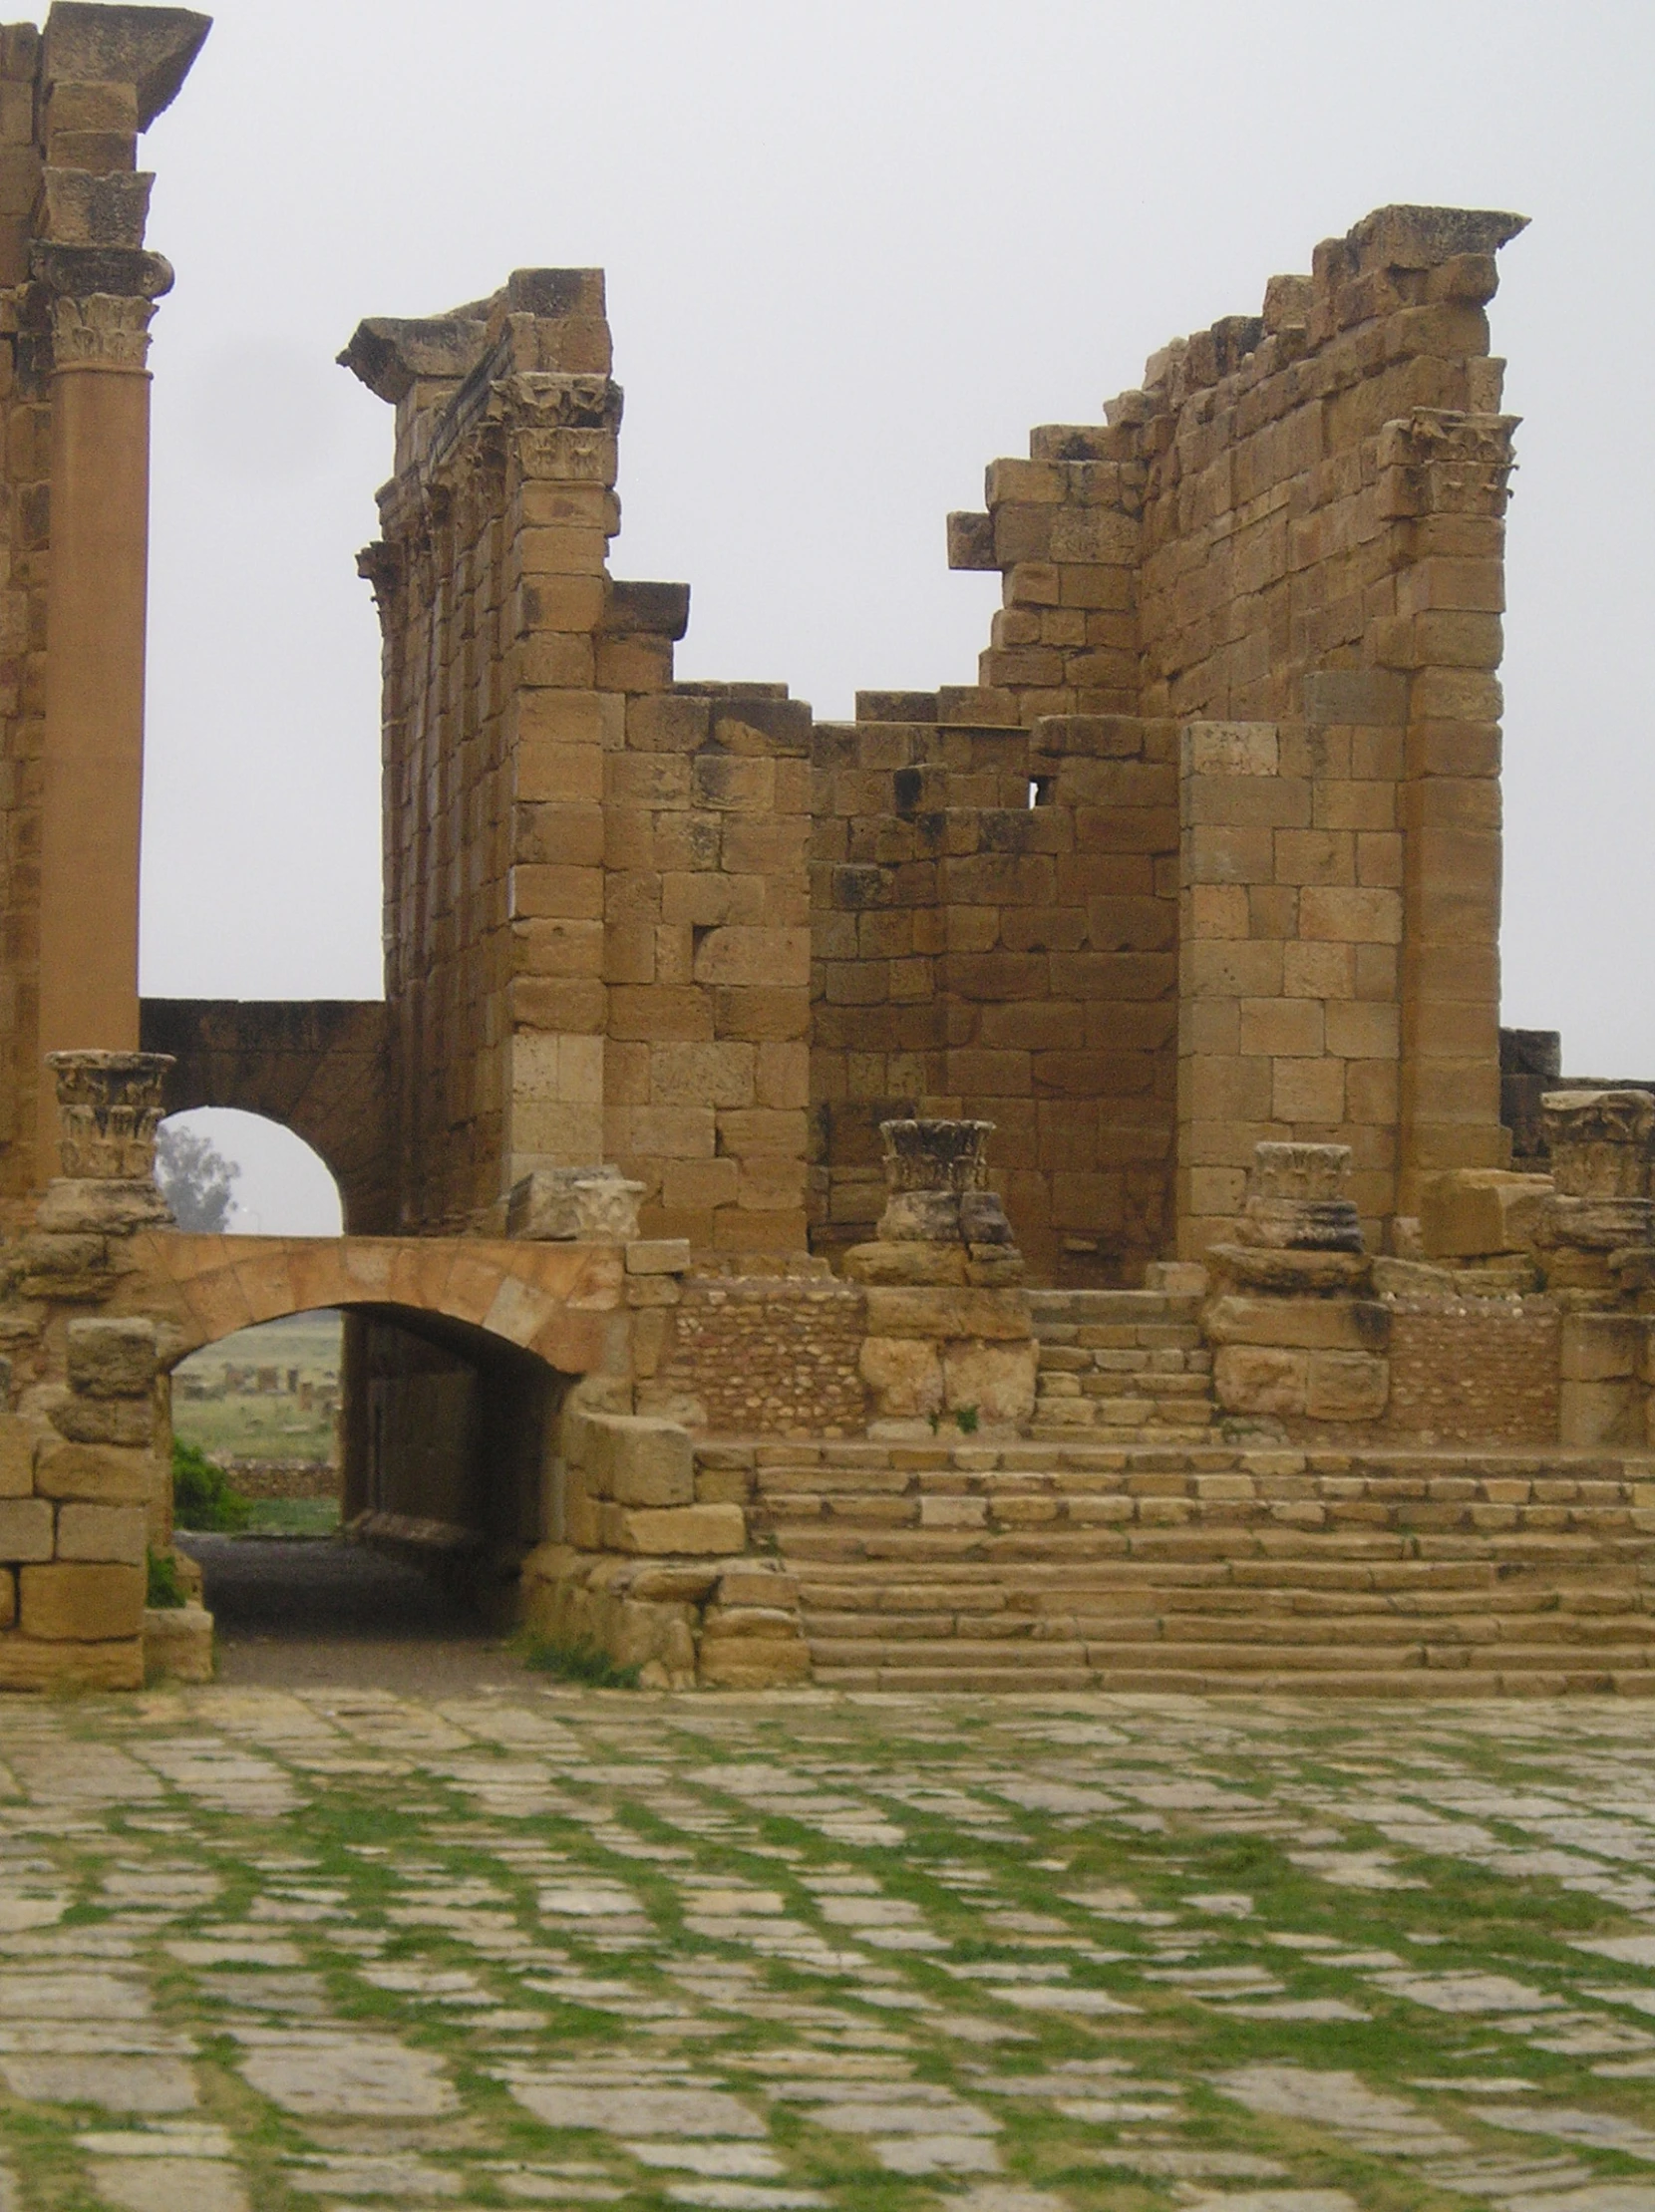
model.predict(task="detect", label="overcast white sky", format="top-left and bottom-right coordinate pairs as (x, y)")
top-left (137, 0), bottom-right (1654, 1224)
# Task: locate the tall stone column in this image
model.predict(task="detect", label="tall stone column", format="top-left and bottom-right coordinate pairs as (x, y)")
top-left (34, 249), bottom-right (172, 1184)
top-left (29, 0), bottom-right (211, 1187)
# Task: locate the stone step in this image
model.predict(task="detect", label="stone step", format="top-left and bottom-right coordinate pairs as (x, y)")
top-left (752, 1462), bottom-right (1654, 1504)
top-left (759, 1480), bottom-right (1655, 1522)
top-left (1043, 1372), bottom-right (1215, 1397)
top-left (750, 1458), bottom-right (1655, 1493)
top-left (793, 1560), bottom-right (1655, 1600)
top-left (806, 1631), bottom-right (1655, 1672)
top-left (803, 1602), bottom-right (1655, 1643)
top-left (812, 1660), bottom-right (1655, 1696)
top-left (762, 1492), bottom-right (1653, 1526)
top-left (719, 1440), bottom-right (1655, 1479)
top-left (1037, 1335), bottom-right (1205, 1361)
top-left (776, 1529), bottom-right (1652, 1569)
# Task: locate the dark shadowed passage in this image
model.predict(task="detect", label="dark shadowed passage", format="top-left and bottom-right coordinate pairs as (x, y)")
top-left (177, 1532), bottom-right (526, 1694)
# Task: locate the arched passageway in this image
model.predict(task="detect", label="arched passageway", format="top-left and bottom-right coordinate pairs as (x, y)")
top-left (117, 1231), bottom-right (622, 1655)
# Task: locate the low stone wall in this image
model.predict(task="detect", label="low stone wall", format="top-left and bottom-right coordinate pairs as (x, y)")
top-left (0, 1317), bottom-right (164, 1690)
top-left (529, 1391), bottom-right (810, 1686)
top-left (222, 1457), bottom-right (337, 1501)
top-left (644, 1271), bottom-right (868, 1436)
top-left (518, 1549), bottom-right (808, 1690)
top-left (1385, 1300), bottom-right (1561, 1444)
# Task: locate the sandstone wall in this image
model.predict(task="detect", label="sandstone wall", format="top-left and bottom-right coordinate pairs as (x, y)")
top-left (0, 22), bottom-right (47, 1209)
top-left (642, 1267), bottom-right (868, 1438)
top-left (344, 203), bottom-right (1522, 1277)
top-left (603, 683), bottom-right (812, 1252)
top-left (810, 703), bottom-right (1177, 1285)
top-left (940, 203), bottom-right (1522, 1260)
top-left (348, 278), bottom-right (814, 1253)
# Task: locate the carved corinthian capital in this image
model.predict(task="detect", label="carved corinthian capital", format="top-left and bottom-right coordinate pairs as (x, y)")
top-left (50, 290), bottom-right (158, 371)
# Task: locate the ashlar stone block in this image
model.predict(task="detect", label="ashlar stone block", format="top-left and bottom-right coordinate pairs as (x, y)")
top-left (942, 1340), bottom-right (1037, 1424)
top-left (1305, 1351), bottom-right (1389, 1422)
top-left (20, 1562), bottom-right (145, 1641)
top-left (66, 1318), bottom-right (157, 1400)
top-left (1420, 1168), bottom-right (1551, 1259)
top-left (1213, 1345), bottom-right (1308, 1417)
top-left (0, 1498), bottom-right (53, 1561)
top-left (56, 1502), bottom-right (147, 1565)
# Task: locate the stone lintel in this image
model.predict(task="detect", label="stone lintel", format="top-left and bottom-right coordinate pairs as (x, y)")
top-left (338, 315), bottom-right (491, 404)
top-left (42, 2), bottom-right (211, 132)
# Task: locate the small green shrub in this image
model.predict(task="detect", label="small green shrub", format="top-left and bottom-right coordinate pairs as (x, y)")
top-left (517, 1633), bottom-right (641, 1689)
top-left (146, 1547), bottom-right (187, 1609)
top-left (954, 1403), bottom-right (980, 1434)
top-left (171, 1437), bottom-right (249, 1532)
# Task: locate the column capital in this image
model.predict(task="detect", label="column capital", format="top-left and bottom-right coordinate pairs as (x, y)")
top-left (31, 241), bottom-right (173, 373)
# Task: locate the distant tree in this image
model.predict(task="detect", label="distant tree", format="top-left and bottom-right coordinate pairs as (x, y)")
top-left (155, 1123), bottom-right (240, 1232)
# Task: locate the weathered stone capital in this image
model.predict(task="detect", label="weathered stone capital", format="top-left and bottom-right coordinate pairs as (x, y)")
top-left (492, 372), bottom-right (623, 435)
top-left (1236, 1141), bottom-right (1364, 1254)
top-left (1541, 1089), bottom-right (1655, 1201)
top-left (338, 314), bottom-right (491, 404)
top-left (45, 1050), bottom-right (173, 1181)
top-left (32, 239), bottom-right (174, 301)
top-left (33, 241), bottom-right (172, 372)
top-left (507, 1166), bottom-right (645, 1244)
top-left (49, 289), bottom-right (158, 372)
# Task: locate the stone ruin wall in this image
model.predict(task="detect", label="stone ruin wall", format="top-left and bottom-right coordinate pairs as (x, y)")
top-left (809, 705), bottom-right (1178, 1287)
top-left (0, 19), bottom-right (46, 1214)
top-left (348, 275), bottom-right (816, 1254)
top-left (818, 202), bottom-right (1522, 1276)
top-left (342, 202), bottom-right (1523, 1290)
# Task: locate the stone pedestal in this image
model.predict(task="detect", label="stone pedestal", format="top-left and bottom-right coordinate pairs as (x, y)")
top-left (1419, 1167), bottom-right (1550, 1284)
top-left (1203, 1142), bottom-right (1390, 1425)
top-left (843, 1119), bottom-right (1035, 1428)
top-left (1534, 1091), bottom-right (1655, 1444)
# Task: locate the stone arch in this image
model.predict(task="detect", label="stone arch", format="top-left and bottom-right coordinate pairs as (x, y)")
top-left (140, 1001), bottom-right (393, 1232)
top-left (114, 1231), bottom-right (623, 1377)
top-left (136, 1232), bottom-right (624, 1554)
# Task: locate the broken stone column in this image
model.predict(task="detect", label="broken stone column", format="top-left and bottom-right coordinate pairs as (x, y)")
top-left (506, 1165), bottom-right (646, 1244)
top-left (1203, 1142), bottom-right (1391, 1426)
top-left (842, 1118), bottom-right (1036, 1428)
top-left (1534, 1090), bottom-right (1655, 1446)
top-left (0, 1047), bottom-right (198, 1690)
top-left (37, 1049), bottom-right (174, 1235)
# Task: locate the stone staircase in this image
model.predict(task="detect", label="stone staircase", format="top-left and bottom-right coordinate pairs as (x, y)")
top-left (1030, 1289), bottom-right (1219, 1439)
top-left (716, 1436), bottom-right (1655, 1694)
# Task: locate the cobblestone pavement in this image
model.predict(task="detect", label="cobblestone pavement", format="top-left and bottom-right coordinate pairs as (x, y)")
top-left (1, 1686), bottom-right (1654, 2212)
